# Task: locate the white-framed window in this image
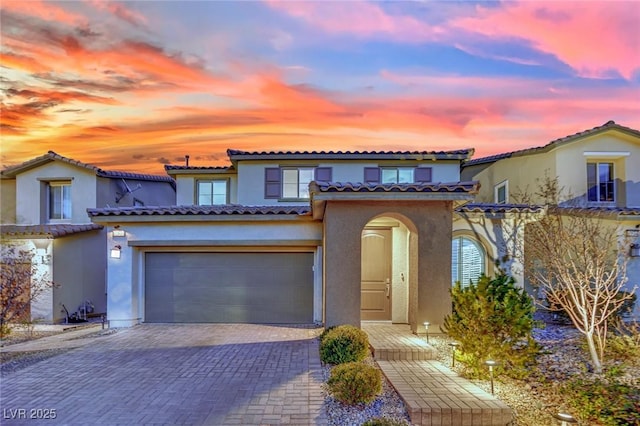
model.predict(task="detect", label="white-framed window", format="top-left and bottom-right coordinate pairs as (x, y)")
top-left (197, 180), bottom-right (228, 205)
top-left (494, 180), bottom-right (508, 204)
top-left (587, 162), bottom-right (614, 203)
top-left (282, 167), bottom-right (314, 199)
top-left (48, 182), bottom-right (71, 221)
top-left (452, 236), bottom-right (485, 287)
top-left (381, 167), bottom-right (414, 184)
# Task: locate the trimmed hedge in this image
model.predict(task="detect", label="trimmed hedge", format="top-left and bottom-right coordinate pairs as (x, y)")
top-left (327, 362), bottom-right (382, 405)
top-left (319, 324), bottom-right (369, 365)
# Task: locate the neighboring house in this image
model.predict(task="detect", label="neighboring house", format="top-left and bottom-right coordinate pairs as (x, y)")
top-left (89, 149), bottom-right (477, 332)
top-left (0, 151), bottom-right (176, 323)
top-left (454, 121), bottom-right (640, 318)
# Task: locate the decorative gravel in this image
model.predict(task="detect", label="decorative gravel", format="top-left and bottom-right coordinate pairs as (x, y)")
top-left (0, 348), bottom-right (73, 375)
top-left (322, 356), bottom-right (411, 426)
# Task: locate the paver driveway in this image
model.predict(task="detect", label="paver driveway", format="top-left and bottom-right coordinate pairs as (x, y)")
top-left (1, 324), bottom-right (327, 425)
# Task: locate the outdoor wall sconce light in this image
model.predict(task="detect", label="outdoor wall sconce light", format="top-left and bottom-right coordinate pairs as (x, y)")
top-left (630, 244), bottom-right (640, 258)
top-left (484, 359), bottom-right (499, 395)
top-left (112, 225), bottom-right (126, 238)
top-left (423, 322), bottom-right (430, 343)
top-left (449, 341), bottom-right (460, 367)
top-left (110, 245), bottom-right (122, 259)
top-left (552, 412), bottom-right (577, 425)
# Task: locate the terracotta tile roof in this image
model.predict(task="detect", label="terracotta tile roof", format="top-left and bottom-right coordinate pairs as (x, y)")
top-left (1, 151), bottom-right (175, 184)
top-left (311, 181), bottom-right (480, 193)
top-left (465, 120), bottom-right (640, 167)
top-left (164, 165), bottom-right (233, 171)
top-left (227, 148), bottom-right (474, 162)
top-left (553, 206), bottom-right (640, 217)
top-left (456, 203), bottom-right (640, 217)
top-left (0, 223), bottom-right (104, 239)
top-left (456, 203), bottom-right (544, 214)
top-left (87, 205), bottom-right (311, 217)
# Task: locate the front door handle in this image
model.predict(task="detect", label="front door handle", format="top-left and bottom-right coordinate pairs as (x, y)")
top-left (385, 283), bottom-right (390, 297)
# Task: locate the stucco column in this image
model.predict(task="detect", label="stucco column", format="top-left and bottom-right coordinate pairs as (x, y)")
top-left (412, 202), bottom-right (453, 334)
top-left (323, 202), bottom-right (363, 328)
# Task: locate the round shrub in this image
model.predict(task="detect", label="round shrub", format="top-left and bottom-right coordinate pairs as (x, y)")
top-left (327, 362), bottom-right (382, 405)
top-left (319, 324), bottom-right (369, 364)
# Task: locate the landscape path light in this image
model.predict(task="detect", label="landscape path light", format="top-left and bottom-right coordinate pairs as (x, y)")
top-left (423, 322), bottom-right (430, 343)
top-left (484, 359), bottom-right (499, 395)
top-left (552, 412), bottom-right (577, 426)
top-left (449, 341), bottom-right (460, 367)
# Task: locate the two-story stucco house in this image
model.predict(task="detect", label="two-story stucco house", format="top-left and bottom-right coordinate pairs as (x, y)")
top-left (0, 151), bottom-right (176, 323)
top-left (88, 149), bottom-right (477, 332)
top-left (453, 121), bottom-right (640, 318)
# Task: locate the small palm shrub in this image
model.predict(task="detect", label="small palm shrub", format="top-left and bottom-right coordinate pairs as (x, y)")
top-left (441, 273), bottom-right (539, 379)
top-left (319, 324), bottom-right (369, 364)
top-left (327, 362), bottom-right (382, 405)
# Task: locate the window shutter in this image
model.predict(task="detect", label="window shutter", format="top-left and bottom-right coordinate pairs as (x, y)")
top-left (314, 167), bottom-right (332, 182)
top-left (414, 167), bottom-right (432, 183)
top-left (364, 167), bottom-right (380, 184)
top-left (264, 168), bottom-right (281, 199)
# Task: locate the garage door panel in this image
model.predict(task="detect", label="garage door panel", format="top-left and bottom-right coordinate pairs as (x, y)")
top-left (145, 252), bottom-right (313, 323)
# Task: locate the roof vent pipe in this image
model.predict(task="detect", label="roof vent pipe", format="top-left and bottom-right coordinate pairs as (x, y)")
top-left (185, 155), bottom-right (190, 166)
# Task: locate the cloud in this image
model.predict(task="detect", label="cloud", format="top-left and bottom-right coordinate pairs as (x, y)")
top-left (264, 0), bottom-right (443, 43)
top-left (88, 1), bottom-right (148, 28)
top-left (449, 2), bottom-right (640, 80)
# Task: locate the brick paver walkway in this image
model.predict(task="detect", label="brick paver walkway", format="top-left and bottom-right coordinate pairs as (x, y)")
top-left (364, 323), bottom-right (513, 426)
top-left (1, 324), bottom-right (326, 425)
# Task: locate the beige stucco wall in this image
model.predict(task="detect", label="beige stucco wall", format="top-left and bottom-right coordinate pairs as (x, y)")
top-left (174, 174), bottom-right (237, 205)
top-left (101, 218), bottom-right (322, 327)
top-left (52, 230), bottom-right (107, 323)
top-left (1, 179), bottom-right (16, 224)
top-left (237, 160), bottom-right (462, 206)
top-left (471, 131), bottom-right (639, 206)
top-left (323, 199), bottom-right (453, 333)
top-left (16, 162), bottom-right (97, 224)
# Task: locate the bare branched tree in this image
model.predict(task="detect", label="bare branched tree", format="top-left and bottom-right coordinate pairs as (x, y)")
top-left (522, 176), bottom-right (635, 374)
top-left (0, 245), bottom-right (54, 337)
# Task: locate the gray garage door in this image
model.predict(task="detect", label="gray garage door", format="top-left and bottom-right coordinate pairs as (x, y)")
top-left (145, 252), bottom-right (314, 323)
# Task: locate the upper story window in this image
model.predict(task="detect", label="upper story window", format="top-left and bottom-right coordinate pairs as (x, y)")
top-left (452, 236), bottom-right (485, 287)
top-left (265, 167), bottom-right (332, 200)
top-left (48, 182), bottom-right (71, 221)
top-left (587, 162), bottom-right (614, 203)
top-left (364, 166), bottom-right (432, 184)
top-left (283, 168), bottom-right (314, 199)
top-left (494, 180), bottom-right (508, 204)
top-left (197, 180), bottom-right (228, 205)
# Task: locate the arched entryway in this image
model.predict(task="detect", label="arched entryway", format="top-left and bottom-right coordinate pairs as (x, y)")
top-left (360, 215), bottom-right (416, 323)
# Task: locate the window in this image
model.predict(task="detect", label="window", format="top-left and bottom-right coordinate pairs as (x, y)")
top-left (494, 180), bottom-right (508, 204)
top-left (264, 167), bottom-right (332, 199)
top-left (197, 180), bottom-right (227, 205)
top-left (283, 168), bottom-right (314, 199)
top-left (587, 162), bottom-right (614, 202)
top-left (452, 236), bottom-right (485, 287)
top-left (381, 167), bottom-right (414, 184)
top-left (48, 182), bottom-right (71, 221)
top-left (364, 166), bottom-right (432, 184)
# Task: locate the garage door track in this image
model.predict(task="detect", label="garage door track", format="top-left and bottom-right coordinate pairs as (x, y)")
top-left (1, 324), bottom-right (327, 425)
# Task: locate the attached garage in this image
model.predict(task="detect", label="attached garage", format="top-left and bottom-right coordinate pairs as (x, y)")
top-left (144, 251), bottom-right (314, 323)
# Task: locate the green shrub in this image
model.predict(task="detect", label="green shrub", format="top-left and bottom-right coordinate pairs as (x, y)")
top-left (362, 417), bottom-right (409, 426)
top-left (327, 362), bottom-right (382, 405)
top-left (562, 377), bottom-right (640, 425)
top-left (606, 321), bottom-right (640, 365)
top-left (441, 273), bottom-right (540, 379)
top-left (319, 324), bottom-right (369, 365)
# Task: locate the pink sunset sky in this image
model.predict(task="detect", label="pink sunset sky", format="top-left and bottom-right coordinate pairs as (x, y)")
top-left (1, 0), bottom-right (639, 174)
